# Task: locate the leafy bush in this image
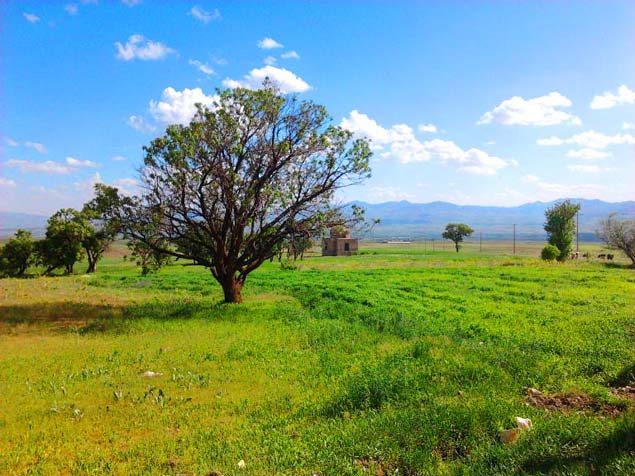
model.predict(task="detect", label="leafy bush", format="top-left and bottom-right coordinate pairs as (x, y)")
top-left (541, 244), bottom-right (560, 261)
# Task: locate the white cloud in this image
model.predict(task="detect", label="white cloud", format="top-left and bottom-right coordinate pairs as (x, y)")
top-left (66, 157), bottom-right (98, 167)
top-left (565, 148), bottom-right (610, 160)
top-left (366, 186), bottom-right (416, 203)
top-left (280, 50), bottom-right (300, 59)
top-left (257, 37), bottom-right (283, 49)
top-left (23, 12), bottom-right (40, 23)
top-left (149, 87), bottom-right (217, 125)
top-left (5, 138), bottom-right (19, 147)
top-left (4, 159), bottom-right (72, 174)
top-left (127, 115), bottom-right (156, 133)
top-left (64, 4), bottom-right (79, 15)
top-left (623, 122), bottom-right (635, 131)
top-left (122, 0), bottom-right (142, 6)
top-left (484, 140), bottom-right (496, 145)
top-left (188, 6), bottom-right (221, 23)
top-left (74, 172), bottom-right (103, 192)
top-left (417, 123), bottom-right (438, 133)
top-left (0, 178), bottom-right (17, 187)
top-left (567, 165), bottom-right (613, 173)
top-left (111, 177), bottom-right (140, 196)
top-left (263, 56), bottom-right (277, 66)
top-left (341, 110), bottom-right (510, 175)
top-left (222, 65), bottom-right (311, 94)
top-left (188, 59), bottom-right (215, 75)
top-left (478, 92), bottom-right (581, 126)
top-left (25, 141), bottom-right (47, 154)
top-left (522, 174), bottom-right (540, 183)
top-left (114, 34), bottom-right (176, 61)
top-left (111, 155), bottom-right (127, 161)
top-left (537, 130), bottom-right (635, 149)
top-left (590, 85), bottom-right (635, 109)
top-left (533, 181), bottom-right (604, 198)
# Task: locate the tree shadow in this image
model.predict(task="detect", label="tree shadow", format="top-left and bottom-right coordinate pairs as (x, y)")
top-left (602, 261), bottom-right (634, 270)
top-left (0, 299), bottom-right (236, 335)
top-left (522, 420), bottom-right (635, 474)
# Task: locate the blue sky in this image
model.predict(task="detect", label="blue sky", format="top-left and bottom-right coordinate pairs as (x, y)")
top-left (2, 0), bottom-right (634, 215)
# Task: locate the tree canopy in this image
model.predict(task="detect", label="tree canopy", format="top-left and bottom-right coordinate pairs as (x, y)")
top-left (597, 214), bottom-right (635, 266)
top-left (544, 200), bottom-right (580, 262)
top-left (442, 223), bottom-right (474, 252)
top-left (102, 85), bottom-right (372, 302)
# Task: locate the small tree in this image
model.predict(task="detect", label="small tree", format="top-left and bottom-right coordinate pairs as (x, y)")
top-left (126, 237), bottom-right (173, 275)
top-left (544, 200), bottom-right (581, 262)
top-left (37, 209), bottom-right (90, 274)
top-left (0, 229), bottom-right (35, 276)
top-left (597, 214), bottom-right (635, 266)
top-left (102, 84), bottom-right (372, 303)
top-left (81, 184), bottom-right (121, 273)
top-left (442, 223), bottom-right (474, 252)
top-left (541, 244), bottom-right (560, 261)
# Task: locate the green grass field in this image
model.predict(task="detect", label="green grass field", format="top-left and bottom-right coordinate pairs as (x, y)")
top-left (1, 244), bottom-right (634, 475)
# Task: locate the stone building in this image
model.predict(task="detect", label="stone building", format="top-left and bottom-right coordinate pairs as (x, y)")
top-left (322, 227), bottom-right (358, 256)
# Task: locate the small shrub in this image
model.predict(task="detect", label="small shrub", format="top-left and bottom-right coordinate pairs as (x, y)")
top-left (541, 244), bottom-right (560, 261)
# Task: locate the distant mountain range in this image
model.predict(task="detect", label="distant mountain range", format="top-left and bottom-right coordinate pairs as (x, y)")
top-left (2, 199), bottom-right (634, 240)
top-left (345, 199), bottom-right (635, 241)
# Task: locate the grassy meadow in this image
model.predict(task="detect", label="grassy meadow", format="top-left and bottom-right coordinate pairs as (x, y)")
top-left (1, 243), bottom-right (634, 475)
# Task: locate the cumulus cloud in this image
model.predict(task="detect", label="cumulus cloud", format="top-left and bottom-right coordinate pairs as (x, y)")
top-left (222, 66), bottom-right (311, 94)
top-left (64, 4), bottom-right (79, 15)
top-left (341, 110), bottom-right (510, 175)
top-left (537, 130), bottom-right (635, 149)
top-left (280, 50), bottom-right (300, 59)
top-left (565, 148), bottom-right (610, 160)
top-left (478, 92), bottom-right (581, 126)
top-left (590, 85), bottom-right (635, 109)
top-left (188, 6), bottom-right (221, 23)
top-left (5, 138), bottom-right (19, 147)
top-left (5, 159), bottom-right (72, 174)
top-left (623, 122), bottom-right (635, 131)
top-left (257, 37), bottom-right (283, 49)
top-left (127, 115), bottom-right (156, 133)
top-left (189, 59), bottom-right (215, 75)
top-left (149, 87), bottom-right (217, 125)
top-left (0, 178), bottom-right (17, 187)
top-left (115, 34), bottom-right (176, 61)
top-left (66, 157), bottom-right (98, 167)
top-left (25, 141), bottom-right (47, 154)
top-left (23, 12), bottom-right (40, 23)
top-left (111, 177), bottom-right (140, 196)
top-left (417, 123), bottom-right (438, 133)
top-left (263, 56), bottom-right (277, 66)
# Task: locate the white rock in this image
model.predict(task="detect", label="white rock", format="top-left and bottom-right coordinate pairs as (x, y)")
top-left (237, 459), bottom-right (246, 469)
top-left (142, 371), bottom-right (163, 377)
top-left (515, 416), bottom-right (533, 430)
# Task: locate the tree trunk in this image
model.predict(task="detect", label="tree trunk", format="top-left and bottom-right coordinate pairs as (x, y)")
top-left (220, 275), bottom-right (243, 303)
top-left (455, 242), bottom-right (460, 252)
top-left (86, 259), bottom-right (96, 274)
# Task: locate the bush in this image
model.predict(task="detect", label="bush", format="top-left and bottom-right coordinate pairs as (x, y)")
top-left (541, 244), bottom-right (560, 261)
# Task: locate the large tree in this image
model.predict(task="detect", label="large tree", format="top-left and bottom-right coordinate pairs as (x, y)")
top-left (36, 209), bottom-right (90, 274)
top-left (103, 85), bottom-right (372, 303)
top-left (597, 214), bottom-right (635, 266)
top-left (0, 229), bottom-right (35, 276)
top-left (81, 184), bottom-right (121, 273)
top-left (544, 200), bottom-right (581, 262)
top-left (442, 223), bottom-right (474, 252)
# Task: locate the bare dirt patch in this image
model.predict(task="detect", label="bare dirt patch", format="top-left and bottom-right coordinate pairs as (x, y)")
top-left (525, 387), bottom-right (626, 416)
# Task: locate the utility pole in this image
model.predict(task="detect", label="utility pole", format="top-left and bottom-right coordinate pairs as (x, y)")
top-left (479, 232), bottom-right (482, 252)
top-left (576, 210), bottom-right (580, 253)
top-left (513, 224), bottom-right (516, 255)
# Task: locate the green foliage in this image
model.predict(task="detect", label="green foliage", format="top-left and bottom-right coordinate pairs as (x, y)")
top-left (442, 223), bottom-right (474, 252)
top-left (0, 229), bottom-right (35, 276)
top-left (597, 213), bottom-right (635, 265)
top-left (127, 238), bottom-right (172, 275)
top-left (541, 244), bottom-right (560, 261)
top-left (36, 209), bottom-right (91, 274)
top-left (544, 200), bottom-right (581, 262)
